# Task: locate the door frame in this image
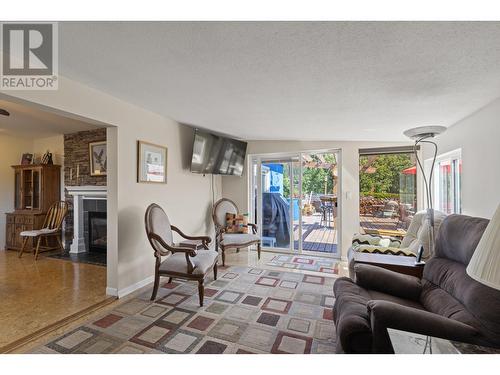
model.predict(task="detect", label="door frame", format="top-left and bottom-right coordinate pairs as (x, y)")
top-left (248, 149), bottom-right (342, 259)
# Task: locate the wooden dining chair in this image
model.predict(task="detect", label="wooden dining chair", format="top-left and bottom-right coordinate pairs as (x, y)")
top-left (19, 201), bottom-right (68, 260)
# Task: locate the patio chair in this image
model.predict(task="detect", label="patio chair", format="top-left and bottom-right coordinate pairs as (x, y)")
top-left (398, 204), bottom-right (414, 229)
top-left (212, 198), bottom-right (261, 266)
top-left (18, 201), bottom-right (68, 260)
top-left (145, 203), bottom-right (217, 306)
top-left (376, 200), bottom-right (399, 218)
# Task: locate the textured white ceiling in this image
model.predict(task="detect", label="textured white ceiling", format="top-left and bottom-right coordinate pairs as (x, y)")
top-left (0, 99), bottom-right (102, 138)
top-left (58, 22), bottom-right (500, 141)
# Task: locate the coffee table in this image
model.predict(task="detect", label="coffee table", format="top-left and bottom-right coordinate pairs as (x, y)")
top-left (353, 252), bottom-right (424, 278)
top-left (388, 329), bottom-right (459, 354)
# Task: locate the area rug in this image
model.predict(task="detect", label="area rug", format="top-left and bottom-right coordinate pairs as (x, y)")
top-left (267, 255), bottom-right (340, 275)
top-left (31, 266), bottom-right (337, 354)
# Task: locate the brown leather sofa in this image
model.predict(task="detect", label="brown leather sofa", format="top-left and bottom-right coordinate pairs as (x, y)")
top-left (333, 214), bottom-right (500, 353)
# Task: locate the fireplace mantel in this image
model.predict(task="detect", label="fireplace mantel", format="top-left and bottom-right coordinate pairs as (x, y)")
top-left (66, 186), bottom-right (107, 253)
top-left (66, 185), bottom-right (107, 198)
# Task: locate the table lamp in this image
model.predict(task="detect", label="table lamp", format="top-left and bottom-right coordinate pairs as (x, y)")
top-left (466, 204), bottom-right (500, 290)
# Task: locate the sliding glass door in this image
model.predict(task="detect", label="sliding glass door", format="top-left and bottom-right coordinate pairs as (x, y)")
top-left (251, 150), bottom-right (340, 258)
top-left (257, 156), bottom-right (300, 252)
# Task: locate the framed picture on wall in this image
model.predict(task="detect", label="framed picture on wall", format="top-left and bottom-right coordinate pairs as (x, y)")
top-left (137, 140), bottom-right (168, 184)
top-left (89, 141), bottom-right (107, 176)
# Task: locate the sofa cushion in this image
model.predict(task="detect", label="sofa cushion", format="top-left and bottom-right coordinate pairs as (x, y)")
top-left (333, 277), bottom-right (424, 353)
top-left (434, 214), bottom-right (489, 265)
top-left (423, 257), bottom-right (500, 343)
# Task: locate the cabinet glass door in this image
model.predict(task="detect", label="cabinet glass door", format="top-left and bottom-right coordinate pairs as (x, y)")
top-left (32, 169), bottom-right (41, 210)
top-left (22, 169), bottom-right (33, 209)
top-left (14, 170), bottom-right (21, 210)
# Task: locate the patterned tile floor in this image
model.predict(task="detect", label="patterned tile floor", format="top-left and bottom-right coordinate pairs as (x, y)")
top-left (267, 254), bottom-right (340, 275)
top-left (31, 266), bottom-right (337, 354)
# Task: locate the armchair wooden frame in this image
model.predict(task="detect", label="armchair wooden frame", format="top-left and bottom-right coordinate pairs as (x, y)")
top-left (145, 203), bottom-right (216, 307)
top-left (19, 201), bottom-right (68, 260)
top-left (212, 198), bottom-right (261, 266)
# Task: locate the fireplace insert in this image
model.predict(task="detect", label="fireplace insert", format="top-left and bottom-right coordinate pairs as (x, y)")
top-left (88, 211), bottom-right (107, 252)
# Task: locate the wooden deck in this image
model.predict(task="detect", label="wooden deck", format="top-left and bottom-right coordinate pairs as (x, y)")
top-left (360, 215), bottom-right (406, 232)
top-left (293, 214), bottom-right (338, 254)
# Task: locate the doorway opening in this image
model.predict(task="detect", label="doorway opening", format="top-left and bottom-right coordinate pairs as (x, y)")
top-left (250, 150), bottom-right (341, 259)
top-left (0, 96), bottom-right (116, 352)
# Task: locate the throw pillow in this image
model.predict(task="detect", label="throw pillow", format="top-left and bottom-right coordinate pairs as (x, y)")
top-left (225, 213), bottom-right (248, 234)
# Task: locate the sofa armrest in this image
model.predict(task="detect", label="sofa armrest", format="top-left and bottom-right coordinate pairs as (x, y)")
top-left (367, 300), bottom-right (478, 353)
top-left (354, 264), bottom-right (422, 301)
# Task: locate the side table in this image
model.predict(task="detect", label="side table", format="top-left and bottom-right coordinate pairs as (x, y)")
top-left (353, 252), bottom-right (424, 278)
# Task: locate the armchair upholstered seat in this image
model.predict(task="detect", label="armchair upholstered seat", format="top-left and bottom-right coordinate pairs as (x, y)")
top-left (220, 233), bottom-right (260, 245)
top-left (145, 203), bottom-right (217, 306)
top-left (159, 250), bottom-right (218, 275)
top-left (333, 214), bottom-right (500, 353)
top-left (212, 198), bottom-right (261, 266)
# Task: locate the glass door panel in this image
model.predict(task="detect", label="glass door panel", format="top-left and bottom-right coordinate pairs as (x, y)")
top-left (22, 169), bottom-right (33, 210)
top-left (14, 170), bottom-right (21, 210)
top-left (291, 160), bottom-right (301, 253)
top-left (300, 152), bottom-right (339, 256)
top-left (32, 169), bottom-right (41, 210)
top-left (260, 160), bottom-right (292, 250)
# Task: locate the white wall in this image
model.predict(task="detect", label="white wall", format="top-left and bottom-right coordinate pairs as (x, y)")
top-left (423, 98), bottom-right (500, 219)
top-left (0, 135), bottom-right (34, 248)
top-left (1, 76), bottom-right (222, 297)
top-left (33, 135), bottom-right (64, 165)
top-left (221, 140), bottom-right (410, 260)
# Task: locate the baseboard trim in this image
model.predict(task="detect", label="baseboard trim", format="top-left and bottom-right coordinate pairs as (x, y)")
top-left (116, 275), bottom-right (154, 298)
top-left (106, 287), bottom-right (118, 296)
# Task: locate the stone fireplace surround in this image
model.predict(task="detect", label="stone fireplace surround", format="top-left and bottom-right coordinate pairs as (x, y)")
top-left (66, 186), bottom-right (107, 253)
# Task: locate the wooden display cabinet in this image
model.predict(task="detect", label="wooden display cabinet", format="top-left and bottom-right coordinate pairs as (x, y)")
top-left (4, 164), bottom-right (61, 252)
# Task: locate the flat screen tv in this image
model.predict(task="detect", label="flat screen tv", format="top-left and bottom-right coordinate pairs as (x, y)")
top-left (190, 130), bottom-right (248, 176)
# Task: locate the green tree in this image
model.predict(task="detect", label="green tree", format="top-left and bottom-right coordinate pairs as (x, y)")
top-left (359, 154), bottom-right (414, 195)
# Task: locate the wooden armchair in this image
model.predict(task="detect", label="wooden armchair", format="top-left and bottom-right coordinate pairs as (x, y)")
top-left (212, 198), bottom-right (261, 266)
top-left (145, 203), bottom-right (217, 307)
top-left (19, 201), bottom-right (68, 260)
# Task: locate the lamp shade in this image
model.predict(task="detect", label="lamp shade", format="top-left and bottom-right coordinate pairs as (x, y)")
top-left (466, 204), bottom-right (500, 290)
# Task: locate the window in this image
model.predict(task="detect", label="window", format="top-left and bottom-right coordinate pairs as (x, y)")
top-left (432, 149), bottom-right (462, 214)
top-left (359, 147), bottom-right (417, 232)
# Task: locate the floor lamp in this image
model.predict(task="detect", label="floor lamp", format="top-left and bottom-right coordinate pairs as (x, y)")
top-left (403, 125), bottom-right (446, 354)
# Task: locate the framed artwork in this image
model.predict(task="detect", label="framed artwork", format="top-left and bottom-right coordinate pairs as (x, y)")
top-left (137, 140), bottom-right (168, 184)
top-left (20, 153), bottom-right (33, 165)
top-left (89, 141), bottom-right (107, 176)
